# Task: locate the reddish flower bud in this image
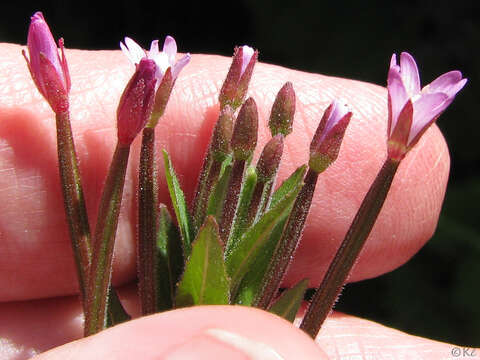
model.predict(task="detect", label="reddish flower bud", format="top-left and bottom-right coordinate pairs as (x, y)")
top-left (211, 105), bottom-right (234, 162)
top-left (231, 98), bottom-right (258, 160)
top-left (23, 12), bottom-right (71, 113)
top-left (309, 100), bottom-right (352, 173)
top-left (117, 59), bottom-right (157, 146)
top-left (219, 45), bottom-right (258, 110)
top-left (256, 134), bottom-right (284, 183)
top-left (269, 82), bottom-right (296, 136)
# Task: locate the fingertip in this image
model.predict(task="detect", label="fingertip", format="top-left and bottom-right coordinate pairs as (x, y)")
top-left (34, 306), bottom-right (327, 360)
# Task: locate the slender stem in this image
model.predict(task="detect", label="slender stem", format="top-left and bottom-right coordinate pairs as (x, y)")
top-left (85, 143), bottom-right (130, 336)
top-left (56, 111), bottom-right (91, 309)
top-left (219, 159), bottom-right (246, 242)
top-left (253, 169), bottom-right (318, 309)
top-left (246, 181), bottom-right (265, 225)
top-left (56, 112), bottom-right (129, 325)
top-left (192, 154), bottom-right (222, 231)
top-left (300, 157), bottom-right (399, 338)
top-left (138, 127), bottom-right (158, 315)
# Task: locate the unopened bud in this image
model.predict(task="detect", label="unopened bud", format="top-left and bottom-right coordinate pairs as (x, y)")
top-left (211, 106), bottom-right (234, 162)
top-left (256, 134), bottom-right (284, 183)
top-left (231, 98), bottom-right (258, 160)
top-left (269, 82), bottom-right (295, 136)
top-left (309, 100), bottom-right (352, 173)
top-left (219, 45), bottom-right (258, 110)
top-left (23, 12), bottom-right (71, 113)
top-left (117, 59), bottom-right (157, 146)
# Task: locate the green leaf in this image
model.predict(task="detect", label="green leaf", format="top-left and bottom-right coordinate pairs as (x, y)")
top-left (233, 217), bottom-right (287, 306)
top-left (226, 165), bottom-right (257, 254)
top-left (163, 150), bottom-right (194, 256)
top-left (225, 181), bottom-right (302, 297)
top-left (270, 165), bottom-right (307, 209)
top-left (175, 216), bottom-right (230, 307)
top-left (206, 159), bottom-right (233, 222)
top-left (156, 204), bottom-right (183, 311)
top-left (106, 287), bottom-right (131, 327)
top-left (269, 279), bottom-right (309, 322)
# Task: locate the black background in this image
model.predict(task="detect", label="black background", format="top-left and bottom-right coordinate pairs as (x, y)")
top-left (1, 0), bottom-right (479, 347)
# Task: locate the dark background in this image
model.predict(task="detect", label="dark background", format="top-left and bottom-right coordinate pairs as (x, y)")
top-left (1, 0), bottom-right (478, 347)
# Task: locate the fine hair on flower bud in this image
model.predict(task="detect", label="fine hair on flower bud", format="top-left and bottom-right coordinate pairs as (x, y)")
top-left (117, 59), bottom-right (158, 145)
top-left (231, 97), bottom-right (259, 160)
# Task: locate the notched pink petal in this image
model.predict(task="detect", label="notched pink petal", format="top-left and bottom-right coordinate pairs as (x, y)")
top-left (409, 93), bottom-right (449, 144)
top-left (399, 52), bottom-right (421, 95)
top-left (387, 68), bottom-right (409, 134)
top-left (122, 37), bottom-right (146, 64)
top-left (149, 40), bottom-right (160, 58)
top-left (163, 35), bottom-right (178, 64)
top-left (426, 71), bottom-right (467, 98)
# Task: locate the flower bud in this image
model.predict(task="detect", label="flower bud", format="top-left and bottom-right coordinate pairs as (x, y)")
top-left (117, 59), bottom-right (157, 146)
top-left (309, 100), bottom-right (352, 173)
top-left (269, 82), bottom-right (296, 136)
top-left (256, 134), bottom-right (284, 183)
top-left (231, 98), bottom-right (258, 161)
top-left (219, 45), bottom-right (258, 110)
top-left (23, 12), bottom-right (71, 113)
top-left (211, 106), bottom-right (234, 162)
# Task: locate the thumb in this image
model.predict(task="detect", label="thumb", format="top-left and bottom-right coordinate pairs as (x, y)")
top-left (33, 306), bottom-right (328, 360)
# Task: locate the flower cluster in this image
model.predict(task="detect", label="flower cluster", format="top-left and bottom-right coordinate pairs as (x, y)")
top-left (21, 10), bottom-right (466, 345)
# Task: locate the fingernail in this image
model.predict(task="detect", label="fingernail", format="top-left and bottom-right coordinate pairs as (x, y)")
top-left (164, 328), bottom-right (285, 360)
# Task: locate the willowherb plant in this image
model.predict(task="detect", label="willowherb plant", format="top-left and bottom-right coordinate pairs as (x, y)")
top-left (21, 10), bottom-right (466, 341)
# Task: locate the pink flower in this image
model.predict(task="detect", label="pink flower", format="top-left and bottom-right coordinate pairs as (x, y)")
top-left (387, 52), bottom-right (467, 161)
top-left (309, 99), bottom-right (352, 173)
top-left (117, 59), bottom-right (157, 146)
top-left (23, 11), bottom-right (71, 113)
top-left (219, 45), bottom-right (258, 110)
top-left (120, 36), bottom-right (190, 86)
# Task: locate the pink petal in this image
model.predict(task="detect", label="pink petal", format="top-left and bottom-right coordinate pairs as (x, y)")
top-left (399, 52), bottom-right (421, 96)
top-left (121, 37), bottom-right (146, 64)
top-left (240, 45), bottom-right (254, 75)
top-left (426, 71), bottom-right (467, 98)
top-left (409, 93), bottom-right (448, 144)
top-left (389, 53), bottom-right (400, 72)
top-left (27, 12), bottom-right (63, 81)
top-left (387, 67), bottom-right (409, 135)
top-left (149, 40), bottom-right (160, 59)
top-left (171, 53), bottom-right (191, 80)
top-left (323, 99), bottom-right (349, 139)
top-left (163, 36), bottom-right (178, 65)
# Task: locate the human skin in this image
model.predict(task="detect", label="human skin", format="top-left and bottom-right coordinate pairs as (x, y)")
top-left (0, 43), bottom-right (463, 359)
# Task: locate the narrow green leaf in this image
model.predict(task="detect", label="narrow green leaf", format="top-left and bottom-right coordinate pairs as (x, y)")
top-left (225, 182), bottom-right (302, 296)
top-left (175, 216), bottom-right (230, 307)
top-left (219, 153), bottom-right (233, 178)
top-left (270, 165), bottom-right (307, 209)
top-left (269, 279), bottom-right (309, 322)
top-left (226, 165), bottom-right (257, 254)
top-left (163, 150), bottom-right (194, 256)
top-left (233, 217), bottom-right (287, 305)
top-left (156, 204), bottom-right (183, 311)
top-left (206, 159), bottom-right (233, 221)
top-left (106, 287), bottom-right (131, 327)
